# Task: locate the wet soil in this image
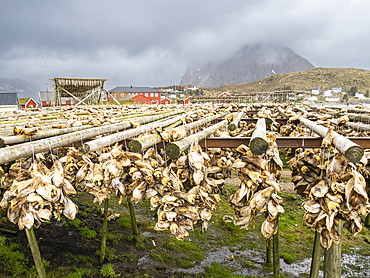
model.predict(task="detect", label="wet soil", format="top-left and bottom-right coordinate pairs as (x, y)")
top-left (1, 170), bottom-right (369, 277)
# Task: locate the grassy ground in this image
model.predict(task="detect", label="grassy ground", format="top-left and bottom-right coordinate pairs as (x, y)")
top-left (1, 174), bottom-right (370, 277)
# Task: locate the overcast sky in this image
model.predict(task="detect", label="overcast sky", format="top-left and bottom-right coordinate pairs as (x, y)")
top-left (1, 0), bottom-right (369, 90)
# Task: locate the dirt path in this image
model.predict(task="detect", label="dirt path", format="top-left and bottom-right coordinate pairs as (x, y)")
top-left (279, 170), bottom-right (295, 193)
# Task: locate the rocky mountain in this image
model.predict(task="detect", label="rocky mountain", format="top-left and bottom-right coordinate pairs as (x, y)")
top-left (179, 44), bottom-right (315, 88)
top-left (0, 78), bottom-right (41, 100)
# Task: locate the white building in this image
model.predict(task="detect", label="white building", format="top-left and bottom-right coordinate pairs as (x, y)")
top-left (323, 90), bottom-right (332, 97)
top-left (306, 96), bottom-right (318, 101)
top-left (332, 87), bottom-right (342, 94)
top-left (0, 92), bottom-right (19, 111)
top-left (325, 96), bottom-right (340, 102)
top-left (312, 86), bottom-right (320, 95)
top-left (355, 92), bottom-right (365, 99)
top-left (186, 86), bottom-right (198, 91)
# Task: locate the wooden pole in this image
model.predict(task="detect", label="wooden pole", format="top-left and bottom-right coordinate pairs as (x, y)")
top-left (365, 214), bottom-right (370, 227)
top-left (343, 121), bottom-right (370, 131)
top-left (329, 118), bottom-right (370, 131)
top-left (129, 133), bottom-right (162, 153)
top-left (129, 118), bottom-right (184, 152)
top-left (0, 110), bottom-right (181, 165)
top-left (299, 117), bottom-right (364, 163)
top-left (25, 228), bottom-right (47, 278)
top-left (277, 106), bottom-right (288, 118)
top-left (129, 113), bottom-right (225, 152)
top-left (249, 118), bottom-right (269, 155)
top-left (323, 223), bottom-right (341, 278)
top-left (165, 119), bottom-right (228, 158)
top-left (100, 198), bottom-right (109, 263)
top-left (1, 124), bottom-right (95, 146)
top-left (273, 218), bottom-right (280, 278)
top-left (327, 106), bottom-right (370, 114)
top-left (228, 111), bottom-right (245, 132)
top-left (128, 200), bottom-right (139, 236)
top-left (310, 231), bottom-right (322, 278)
top-left (266, 238), bottom-right (272, 266)
top-left (81, 113), bottom-right (184, 153)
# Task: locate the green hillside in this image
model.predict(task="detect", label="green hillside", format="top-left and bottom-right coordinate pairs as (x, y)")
top-left (208, 67), bottom-right (370, 95)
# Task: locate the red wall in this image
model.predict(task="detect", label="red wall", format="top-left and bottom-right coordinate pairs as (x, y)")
top-left (131, 94), bottom-right (153, 104)
top-left (161, 98), bottom-right (171, 104)
top-left (21, 99), bottom-right (37, 109)
top-left (107, 91), bottom-right (161, 104)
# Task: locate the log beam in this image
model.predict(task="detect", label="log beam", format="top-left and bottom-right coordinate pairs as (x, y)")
top-left (165, 119), bottom-right (228, 158)
top-left (228, 111), bottom-right (245, 132)
top-left (0, 111), bottom-right (182, 165)
top-left (299, 117), bottom-right (364, 163)
top-left (81, 114), bottom-right (185, 153)
top-left (249, 118), bottom-right (269, 155)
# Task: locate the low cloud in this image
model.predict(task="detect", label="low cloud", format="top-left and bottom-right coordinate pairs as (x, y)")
top-left (1, 0), bottom-right (369, 89)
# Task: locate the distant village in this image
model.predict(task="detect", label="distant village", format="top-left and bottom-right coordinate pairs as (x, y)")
top-left (0, 83), bottom-right (368, 111)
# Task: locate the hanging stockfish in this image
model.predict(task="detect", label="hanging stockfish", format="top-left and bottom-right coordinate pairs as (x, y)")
top-left (288, 130), bottom-right (370, 249)
top-left (229, 138), bottom-right (284, 239)
top-left (0, 158), bottom-right (79, 230)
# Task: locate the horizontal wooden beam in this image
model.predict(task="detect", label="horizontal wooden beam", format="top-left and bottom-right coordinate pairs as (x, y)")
top-left (197, 137), bottom-right (370, 149)
top-left (96, 136), bottom-right (370, 151)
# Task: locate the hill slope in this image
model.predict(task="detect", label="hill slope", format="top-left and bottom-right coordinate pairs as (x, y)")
top-left (207, 67), bottom-right (370, 94)
top-left (0, 78), bottom-right (41, 100)
top-left (180, 44), bottom-right (314, 88)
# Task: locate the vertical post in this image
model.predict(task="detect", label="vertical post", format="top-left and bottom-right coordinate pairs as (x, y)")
top-left (53, 78), bottom-right (58, 106)
top-left (25, 228), bottom-right (47, 278)
top-left (365, 214), bottom-right (370, 227)
top-left (310, 231), bottom-right (322, 278)
top-left (323, 223), bottom-right (341, 278)
top-left (128, 199), bottom-right (139, 236)
top-left (100, 198), bottom-right (109, 263)
top-left (266, 238), bottom-right (272, 266)
top-left (273, 218), bottom-right (280, 278)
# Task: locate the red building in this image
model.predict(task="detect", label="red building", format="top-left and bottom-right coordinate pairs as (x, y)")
top-left (178, 96), bottom-right (191, 104)
top-left (18, 97), bottom-right (37, 109)
top-left (218, 92), bottom-right (230, 97)
top-left (130, 94), bottom-right (153, 105)
top-left (108, 86), bottom-right (161, 104)
top-left (160, 96), bottom-right (171, 105)
top-left (39, 91), bottom-right (54, 107)
top-left (39, 91), bottom-right (72, 106)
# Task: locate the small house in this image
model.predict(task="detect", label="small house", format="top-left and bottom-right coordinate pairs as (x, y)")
top-left (218, 92), bottom-right (230, 97)
top-left (332, 87), bottom-right (342, 94)
top-left (19, 97), bottom-right (37, 109)
top-left (355, 92), bottom-right (365, 99)
top-left (178, 96), bottom-right (191, 105)
top-left (186, 86), bottom-right (198, 91)
top-left (0, 92), bottom-right (18, 111)
top-left (160, 96), bottom-right (171, 105)
top-left (312, 86), bottom-right (320, 95)
top-left (39, 91), bottom-right (54, 107)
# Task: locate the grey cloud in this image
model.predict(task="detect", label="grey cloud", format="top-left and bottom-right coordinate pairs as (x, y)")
top-left (1, 0), bottom-right (370, 90)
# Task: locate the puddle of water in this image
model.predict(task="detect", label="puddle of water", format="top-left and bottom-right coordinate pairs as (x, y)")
top-left (177, 246), bottom-right (271, 277)
top-left (137, 254), bottom-right (150, 266)
top-left (176, 246), bottom-right (370, 277)
top-left (341, 249), bottom-right (370, 278)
